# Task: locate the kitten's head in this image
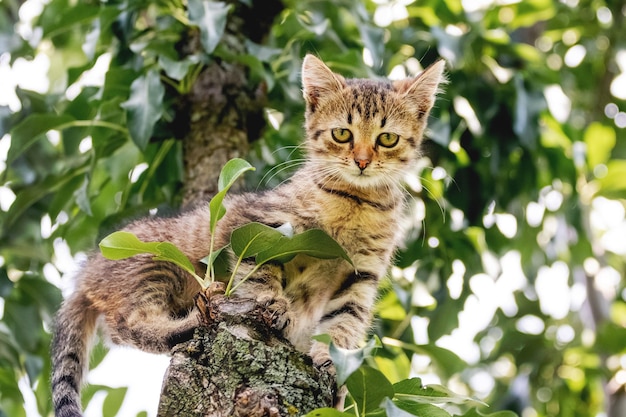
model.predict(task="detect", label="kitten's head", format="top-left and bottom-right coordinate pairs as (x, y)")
top-left (301, 54), bottom-right (445, 191)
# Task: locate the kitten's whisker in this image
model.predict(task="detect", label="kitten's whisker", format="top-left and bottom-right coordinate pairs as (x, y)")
top-left (259, 159), bottom-right (307, 189)
top-left (418, 176), bottom-right (447, 219)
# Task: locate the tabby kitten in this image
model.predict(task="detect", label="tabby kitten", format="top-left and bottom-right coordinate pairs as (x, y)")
top-left (51, 54), bottom-right (445, 417)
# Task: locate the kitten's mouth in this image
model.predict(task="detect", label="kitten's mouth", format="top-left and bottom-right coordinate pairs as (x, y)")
top-left (344, 169), bottom-right (385, 188)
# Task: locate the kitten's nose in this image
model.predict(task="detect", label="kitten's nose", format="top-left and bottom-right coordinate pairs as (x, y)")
top-left (353, 144), bottom-right (372, 171)
top-left (355, 158), bottom-right (370, 171)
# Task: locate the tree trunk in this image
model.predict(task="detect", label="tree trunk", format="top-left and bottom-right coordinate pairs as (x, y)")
top-left (157, 287), bottom-right (336, 416)
top-left (180, 0), bottom-right (283, 207)
top-left (159, 1), bottom-right (337, 414)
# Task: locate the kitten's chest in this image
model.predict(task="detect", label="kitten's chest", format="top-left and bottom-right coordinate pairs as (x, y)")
top-left (317, 199), bottom-right (403, 258)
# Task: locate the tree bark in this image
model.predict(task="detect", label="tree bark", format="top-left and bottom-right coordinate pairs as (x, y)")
top-left (180, 0), bottom-right (283, 207)
top-left (160, 1), bottom-right (338, 414)
top-left (158, 288), bottom-right (336, 416)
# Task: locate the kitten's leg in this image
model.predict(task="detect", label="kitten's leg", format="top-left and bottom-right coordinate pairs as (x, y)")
top-left (103, 304), bottom-right (200, 353)
top-left (310, 271), bottom-right (379, 365)
top-left (310, 271), bottom-right (379, 410)
top-left (99, 262), bottom-right (201, 353)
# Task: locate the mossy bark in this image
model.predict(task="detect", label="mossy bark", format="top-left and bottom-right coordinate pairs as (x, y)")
top-left (157, 292), bottom-right (336, 416)
top-left (179, 0), bottom-right (283, 207)
top-left (164, 2), bottom-right (334, 414)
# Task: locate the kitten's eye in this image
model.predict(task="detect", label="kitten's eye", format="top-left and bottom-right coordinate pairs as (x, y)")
top-left (377, 132), bottom-right (400, 148)
top-left (331, 128), bottom-right (353, 143)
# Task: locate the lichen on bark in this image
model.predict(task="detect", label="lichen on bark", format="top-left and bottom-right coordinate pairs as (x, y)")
top-left (158, 293), bottom-right (336, 416)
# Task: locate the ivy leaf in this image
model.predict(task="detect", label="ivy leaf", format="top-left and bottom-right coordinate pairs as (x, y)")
top-left (158, 55), bottom-right (196, 81)
top-left (120, 69), bottom-right (164, 149)
top-left (8, 114), bottom-right (74, 164)
top-left (187, 0), bottom-right (231, 54)
top-left (3, 163), bottom-right (90, 230)
top-left (255, 229), bottom-right (354, 267)
top-left (358, 24), bottom-right (384, 68)
top-left (73, 175), bottom-right (93, 216)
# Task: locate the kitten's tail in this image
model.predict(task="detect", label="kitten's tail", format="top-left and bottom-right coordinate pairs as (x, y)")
top-left (51, 292), bottom-right (98, 417)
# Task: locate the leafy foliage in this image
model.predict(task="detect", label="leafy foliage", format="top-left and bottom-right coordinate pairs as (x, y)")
top-left (1, 0), bottom-right (625, 416)
top-left (307, 338), bottom-right (514, 417)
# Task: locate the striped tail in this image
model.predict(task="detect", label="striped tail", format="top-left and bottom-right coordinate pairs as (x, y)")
top-left (51, 293), bottom-right (97, 417)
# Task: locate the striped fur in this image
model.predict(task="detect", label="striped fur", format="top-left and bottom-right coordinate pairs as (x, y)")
top-left (51, 54), bottom-right (445, 416)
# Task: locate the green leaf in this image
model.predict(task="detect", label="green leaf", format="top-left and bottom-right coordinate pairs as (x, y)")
top-left (584, 122), bottom-right (615, 169)
top-left (388, 399), bottom-right (451, 417)
top-left (8, 114), bottom-right (74, 164)
top-left (230, 222), bottom-right (284, 259)
top-left (153, 242), bottom-right (197, 275)
top-left (74, 175), bottom-right (93, 216)
top-left (218, 158), bottom-right (256, 192)
top-left (595, 321), bottom-right (626, 354)
top-left (99, 232), bottom-right (196, 277)
top-left (3, 162), bottom-right (90, 230)
top-left (358, 24), bottom-right (384, 69)
top-left (346, 366), bottom-right (394, 415)
top-left (187, 0), bottom-right (231, 54)
top-left (383, 339), bottom-right (466, 378)
top-left (209, 158), bottom-right (255, 230)
top-left (158, 55), bottom-right (196, 81)
top-left (330, 337), bottom-right (380, 386)
top-left (595, 160), bottom-right (626, 199)
top-left (303, 409), bottom-right (354, 417)
top-left (40, 3), bottom-right (100, 37)
top-left (255, 229), bottom-right (354, 267)
top-left (0, 368), bottom-right (23, 407)
top-left (99, 231), bottom-right (160, 260)
top-left (201, 245), bottom-right (228, 269)
top-left (454, 409), bottom-right (518, 417)
top-left (3, 301), bottom-right (42, 351)
top-left (120, 69), bottom-right (165, 149)
top-left (382, 398), bottom-right (426, 417)
top-left (102, 387), bottom-right (127, 417)
top-left (394, 379), bottom-right (487, 407)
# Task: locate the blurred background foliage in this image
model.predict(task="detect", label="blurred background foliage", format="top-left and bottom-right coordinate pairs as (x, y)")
top-left (1, 0), bottom-right (625, 416)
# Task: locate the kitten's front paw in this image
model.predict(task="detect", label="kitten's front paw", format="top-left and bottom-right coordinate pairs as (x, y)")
top-left (310, 343), bottom-right (336, 375)
top-left (257, 295), bottom-right (291, 331)
top-left (315, 359), bottom-right (335, 375)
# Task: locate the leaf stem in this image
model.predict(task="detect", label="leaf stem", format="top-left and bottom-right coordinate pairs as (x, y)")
top-left (226, 262), bottom-right (263, 297)
top-left (205, 233), bottom-right (217, 283)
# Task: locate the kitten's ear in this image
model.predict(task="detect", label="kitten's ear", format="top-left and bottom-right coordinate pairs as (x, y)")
top-left (393, 60), bottom-right (446, 118)
top-left (302, 54), bottom-right (346, 110)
